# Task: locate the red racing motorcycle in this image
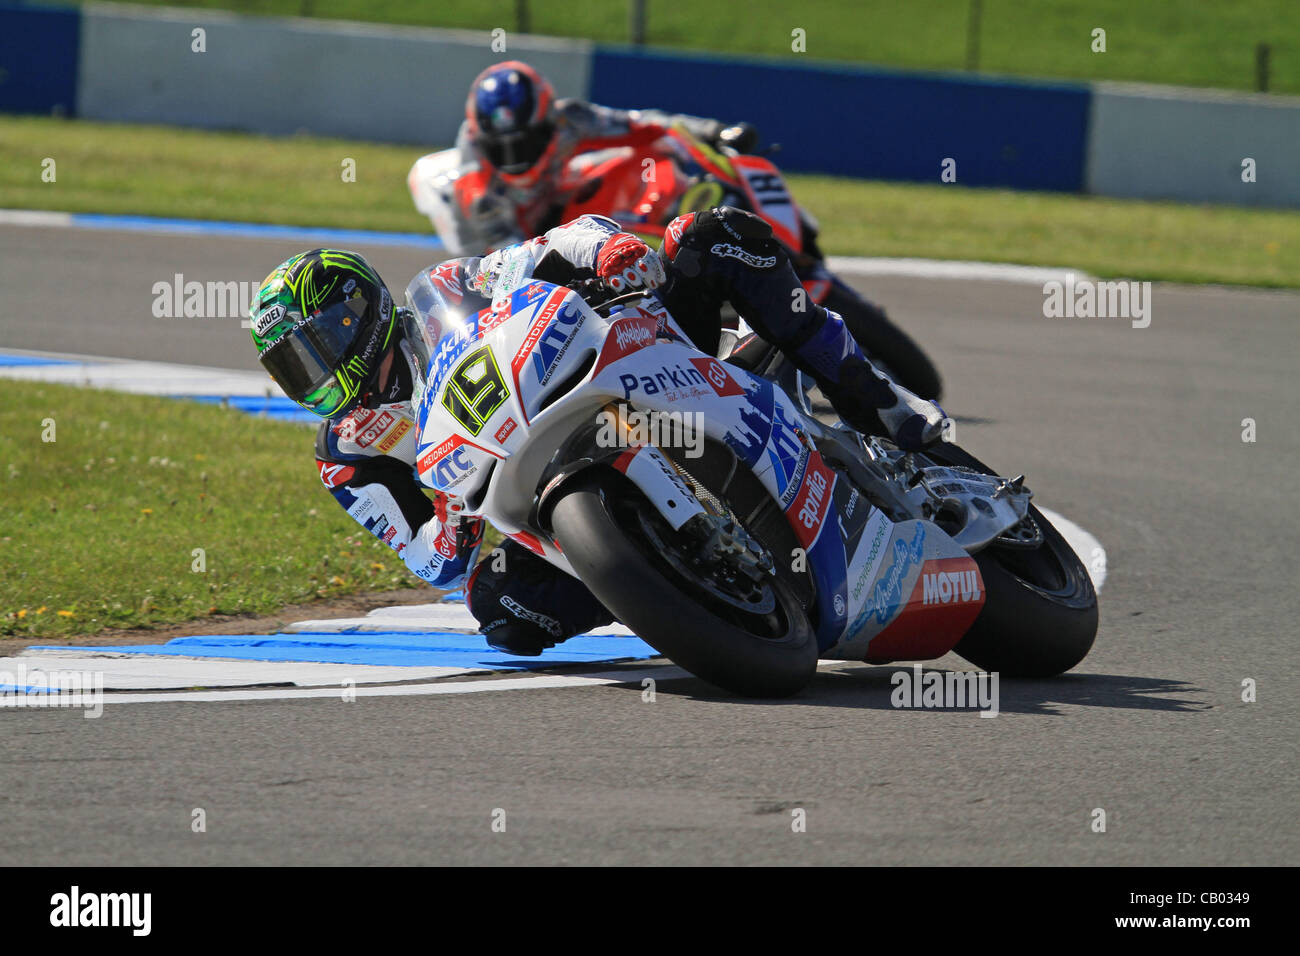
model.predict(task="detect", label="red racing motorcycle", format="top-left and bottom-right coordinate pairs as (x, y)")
top-left (554, 126), bottom-right (944, 399)
top-left (410, 127), bottom-right (945, 400)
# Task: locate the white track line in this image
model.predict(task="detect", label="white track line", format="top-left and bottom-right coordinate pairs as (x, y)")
top-left (4, 653), bottom-right (471, 689)
top-left (0, 209), bottom-right (74, 228)
top-left (0, 665), bottom-right (686, 707)
top-left (287, 602), bottom-right (635, 635)
top-left (0, 348), bottom-right (277, 397)
top-left (0, 210), bottom-right (1078, 283)
top-left (1038, 507), bottom-right (1107, 591)
top-left (827, 256), bottom-right (1090, 285)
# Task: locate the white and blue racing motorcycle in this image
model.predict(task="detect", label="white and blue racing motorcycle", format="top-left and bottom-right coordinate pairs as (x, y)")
top-left (403, 268), bottom-right (1098, 697)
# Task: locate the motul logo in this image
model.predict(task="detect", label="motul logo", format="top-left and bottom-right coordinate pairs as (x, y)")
top-left (923, 569), bottom-right (981, 605)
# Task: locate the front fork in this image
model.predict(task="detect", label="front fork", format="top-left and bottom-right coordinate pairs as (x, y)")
top-left (532, 405), bottom-right (773, 577)
top-left (534, 404), bottom-right (706, 534)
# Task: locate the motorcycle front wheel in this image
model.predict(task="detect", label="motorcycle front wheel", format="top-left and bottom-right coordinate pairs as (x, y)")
top-left (549, 470), bottom-right (818, 697)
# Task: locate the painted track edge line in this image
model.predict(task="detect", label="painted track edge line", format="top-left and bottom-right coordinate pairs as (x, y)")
top-left (1038, 506), bottom-right (1107, 591)
top-left (1, 209), bottom-right (1080, 277)
top-left (0, 665), bottom-right (689, 706)
top-left (0, 209), bottom-right (443, 249)
top-left (826, 255), bottom-right (1093, 284)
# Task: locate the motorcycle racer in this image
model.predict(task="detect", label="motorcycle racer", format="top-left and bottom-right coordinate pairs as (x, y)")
top-left (421, 59), bottom-right (758, 255)
top-left (248, 209), bottom-right (943, 656)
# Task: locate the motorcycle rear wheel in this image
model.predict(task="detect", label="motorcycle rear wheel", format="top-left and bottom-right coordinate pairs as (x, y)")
top-left (823, 279), bottom-right (944, 401)
top-left (920, 443), bottom-right (1098, 677)
top-left (549, 470), bottom-right (818, 697)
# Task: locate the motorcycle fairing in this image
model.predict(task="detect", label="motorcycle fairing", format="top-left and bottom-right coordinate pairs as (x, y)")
top-left (505, 285), bottom-right (592, 426)
top-left (594, 335), bottom-right (850, 648)
top-left (592, 340), bottom-right (982, 660)
top-left (561, 148), bottom-right (682, 230)
top-left (865, 552), bottom-right (985, 663)
top-left (412, 283), bottom-right (569, 493)
top-left (830, 516), bottom-right (984, 663)
top-left (730, 155), bottom-right (803, 252)
top-left (408, 278), bottom-right (979, 662)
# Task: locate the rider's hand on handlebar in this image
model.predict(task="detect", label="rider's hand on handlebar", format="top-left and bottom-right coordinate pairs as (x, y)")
top-left (717, 122), bottom-right (759, 154)
top-left (595, 233), bottom-right (666, 293)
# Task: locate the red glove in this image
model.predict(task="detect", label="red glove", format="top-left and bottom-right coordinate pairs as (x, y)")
top-left (432, 490), bottom-right (463, 524)
top-left (595, 232), bottom-right (666, 292)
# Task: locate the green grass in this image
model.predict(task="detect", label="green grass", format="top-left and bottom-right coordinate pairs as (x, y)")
top-left (0, 380), bottom-right (425, 639)
top-left (794, 176), bottom-right (1299, 288)
top-left (61, 0), bottom-right (1300, 94)
top-left (3, 115), bottom-right (1297, 287)
top-left (0, 116), bottom-right (428, 233)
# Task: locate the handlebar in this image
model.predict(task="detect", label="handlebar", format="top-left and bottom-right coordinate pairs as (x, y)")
top-left (565, 277), bottom-right (656, 317)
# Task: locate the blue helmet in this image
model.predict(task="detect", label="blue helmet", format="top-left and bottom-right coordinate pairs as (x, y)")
top-left (465, 60), bottom-right (556, 183)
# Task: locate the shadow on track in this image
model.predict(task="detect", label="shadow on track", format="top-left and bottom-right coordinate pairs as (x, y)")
top-left (608, 664), bottom-right (1207, 716)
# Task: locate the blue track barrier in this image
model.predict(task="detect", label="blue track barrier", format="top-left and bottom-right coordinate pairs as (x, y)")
top-left (591, 47), bottom-right (1091, 191)
top-left (0, 3), bottom-right (80, 114)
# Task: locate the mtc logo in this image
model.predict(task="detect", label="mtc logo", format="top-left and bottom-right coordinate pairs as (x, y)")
top-left (530, 302), bottom-right (583, 385)
top-left (433, 446), bottom-right (474, 488)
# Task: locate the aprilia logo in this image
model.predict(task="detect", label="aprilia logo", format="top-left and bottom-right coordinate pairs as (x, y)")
top-left (788, 454), bottom-right (834, 548)
top-left (797, 468), bottom-right (828, 531)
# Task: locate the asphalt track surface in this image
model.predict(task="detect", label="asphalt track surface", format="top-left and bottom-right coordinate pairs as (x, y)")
top-left (1, 223), bottom-right (1297, 865)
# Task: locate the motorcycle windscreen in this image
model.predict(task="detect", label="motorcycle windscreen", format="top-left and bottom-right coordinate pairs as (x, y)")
top-left (404, 262), bottom-right (493, 355)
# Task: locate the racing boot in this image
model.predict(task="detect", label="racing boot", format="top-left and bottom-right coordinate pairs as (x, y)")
top-left (660, 206), bottom-right (944, 450)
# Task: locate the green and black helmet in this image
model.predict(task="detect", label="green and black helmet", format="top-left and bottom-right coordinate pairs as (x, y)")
top-left (249, 249), bottom-right (397, 419)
